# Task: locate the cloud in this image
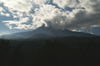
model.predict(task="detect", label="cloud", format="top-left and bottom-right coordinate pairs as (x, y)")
top-left (32, 4), bottom-right (65, 27)
top-left (0, 0), bottom-right (50, 29)
top-left (0, 7), bottom-right (5, 11)
top-left (53, 0), bottom-right (80, 9)
top-left (45, 8), bottom-right (100, 32)
top-left (0, 0), bottom-right (32, 13)
top-left (45, 0), bottom-right (100, 33)
top-left (0, 6), bottom-right (10, 17)
top-left (0, 12), bottom-right (10, 17)
top-left (0, 0), bottom-right (100, 33)
top-left (3, 17), bottom-right (30, 29)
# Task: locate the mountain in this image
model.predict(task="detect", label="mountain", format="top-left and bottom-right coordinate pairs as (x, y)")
top-left (13, 25), bottom-right (96, 39)
top-left (29, 33), bottom-right (51, 39)
top-left (0, 25), bottom-right (97, 39)
top-left (13, 25), bottom-right (59, 38)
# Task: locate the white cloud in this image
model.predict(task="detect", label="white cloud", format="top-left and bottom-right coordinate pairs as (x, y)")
top-left (31, 4), bottom-right (69, 27)
top-left (0, 0), bottom-right (100, 33)
top-left (0, 0), bottom-right (32, 13)
top-left (14, 24), bottom-right (35, 30)
top-left (0, 12), bottom-right (10, 17)
top-left (53, 0), bottom-right (80, 9)
top-left (0, 6), bottom-right (10, 17)
top-left (0, 7), bottom-right (5, 12)
top-left (0, 0), bottom-right (50, 29)
top-left (3, 17), bottom-right (30, 29)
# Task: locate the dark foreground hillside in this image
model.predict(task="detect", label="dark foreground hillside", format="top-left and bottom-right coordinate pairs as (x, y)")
top-left (0, 36), bottom-right (100, 66)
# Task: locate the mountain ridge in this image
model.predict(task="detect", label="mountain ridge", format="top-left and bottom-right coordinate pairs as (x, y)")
top-left (0, 25), bottom-right (97, 39)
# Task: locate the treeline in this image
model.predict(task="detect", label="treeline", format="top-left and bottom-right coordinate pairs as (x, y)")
top-left (0, 40), bottom-right (11, 66)
top-left (0, 38), bottom-right (100, 66)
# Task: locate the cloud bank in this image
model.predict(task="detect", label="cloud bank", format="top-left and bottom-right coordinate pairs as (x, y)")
top-left (0, 0), bottom-right (100, 32)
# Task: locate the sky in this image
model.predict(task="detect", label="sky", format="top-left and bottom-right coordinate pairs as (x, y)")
top-left (0, 0), bottom-right (100, 35)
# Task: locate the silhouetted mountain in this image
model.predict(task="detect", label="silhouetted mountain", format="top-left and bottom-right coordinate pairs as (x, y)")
top-left (13, 25), bottom-right (59, 38)
top-left (0, 25), bottom-right (97, 39)
top-left (14, 25), bottom-right (96, 38)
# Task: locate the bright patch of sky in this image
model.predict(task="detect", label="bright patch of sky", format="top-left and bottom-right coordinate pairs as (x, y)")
top-left (0, 0), bottom-right (100, 35)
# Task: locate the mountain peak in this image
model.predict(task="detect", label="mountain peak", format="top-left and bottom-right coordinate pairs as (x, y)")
top-left (41, 24), bottom-right (45, 27)
top-left (37, 24), bottom-right (55, 31)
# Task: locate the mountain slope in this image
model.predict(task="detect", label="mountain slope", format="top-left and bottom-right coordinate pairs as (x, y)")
top-left (0, 34), bottom-right (23, 39)
top-left (29, 33), bottom-right (52, 39)
top-left (13, 25), bottom-right (59, 38)
top-left (28, 25), bottom-right (96, 38)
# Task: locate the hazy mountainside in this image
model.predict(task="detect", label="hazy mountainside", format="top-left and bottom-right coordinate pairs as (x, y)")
top-left (0, 34), bottom-right (23, 39)
top-left (29, 33), bottom-right (52, 39)
top-left (0, 25), bottom-right (97, 39)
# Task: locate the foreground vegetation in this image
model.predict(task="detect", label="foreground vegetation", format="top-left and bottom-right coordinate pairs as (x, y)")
top-left (0, 37), bottom-right (100, 66)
